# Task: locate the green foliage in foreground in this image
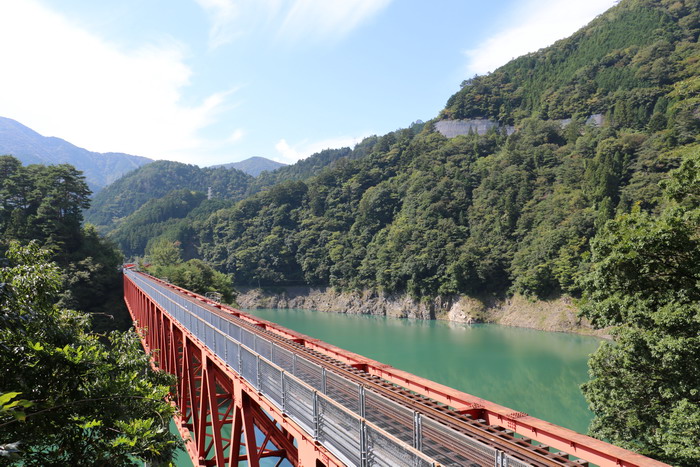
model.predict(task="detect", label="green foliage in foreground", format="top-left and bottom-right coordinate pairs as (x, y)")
top-left (0, 155), bottom-right (129, 331)
top-left (145, 238), bottom-right (235, 303)
top-left (0, 242), bottom-right (180, 466)
top-left (581, 151), bottom-right (700, 466)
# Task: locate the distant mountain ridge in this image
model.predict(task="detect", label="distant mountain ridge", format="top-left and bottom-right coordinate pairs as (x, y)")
top-left (213, 157), bottom-right (286, 176)
top-left (0, 117), bottom-right (152, 192)
top-left (84, 160), bottom-right (252, 230)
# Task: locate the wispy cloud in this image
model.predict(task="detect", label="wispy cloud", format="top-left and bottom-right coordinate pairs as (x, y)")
top-left (274, 135), bottom-right (366, 163)
top-left (228, 128), bottom-right (246, 143)
top-left (277, 0), bottom-right (392, 43)
top-left (195, 0), bottom-right (392, 48)
top-left (194, 0), bottom-right (242, 48)
top-left (0, 1), bottom-right (232, 162)
top-left (464, 0), bottom-right (617, 76)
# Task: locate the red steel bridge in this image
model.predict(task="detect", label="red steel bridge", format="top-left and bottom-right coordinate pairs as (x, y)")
top-left (123, 268), bottom-right (668, 467)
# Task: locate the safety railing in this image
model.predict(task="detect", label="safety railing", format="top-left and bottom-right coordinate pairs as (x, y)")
top-left (126, 270), bottom-right (531, 467)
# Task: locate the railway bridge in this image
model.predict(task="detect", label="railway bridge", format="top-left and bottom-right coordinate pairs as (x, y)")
top-left (123, 268), bottom-right (666, 467)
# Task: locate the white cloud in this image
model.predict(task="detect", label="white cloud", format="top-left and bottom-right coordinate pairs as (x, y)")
top-left (196, 0), bottom-right (391, 48)
top-left (274, 135), bottom-right (366, 163)
top-left (277, 0), bottom-right (392, 43)
top-left (194, 0), bottom-right (242, 48)
top-left (0, 1), bottom-right (230, 162)
top-left (275, 139), bottom-right (301, 163)
top-left (464, 0), bottom-right (618, 76)
top-left (228, 128), bottom-right (246, 143)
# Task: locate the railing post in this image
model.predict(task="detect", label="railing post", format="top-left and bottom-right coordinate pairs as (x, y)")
top-left (256, 355), bottom-right (261, 390)
top-left (495, 449), bottom-right (504, 467)
top-left (281, 372), bottom-right (287, 415)
top-left (313, 391), bottom-right (319, 440)
top-left (360, 419), bottom-right (369, 467)
top-left (321, 367), bottom-right (327, 394)
top-left (414, 411), bottom-right (423, 451)
top-left (359, 385), bottom-right (366, 418)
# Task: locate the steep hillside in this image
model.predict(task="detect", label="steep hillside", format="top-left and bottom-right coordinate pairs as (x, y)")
top-left (99, 131), bottom-right (408, 257)
top-left (213, 156), bottom-right (286, 176)
top-left (108, 189), bottom-right (207, 258)
top-left (85, 160), bottom-right (252, 230)
top-left (0, 117), bottom-right (152, 192)
top-left (443, 0), bottom-right (700, 129)
top-left (187, 0), bottom-right (699, 301)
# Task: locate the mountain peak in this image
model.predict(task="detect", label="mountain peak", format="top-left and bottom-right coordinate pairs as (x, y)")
top-left (212, 157), bottom-right (287, 177)
top-left (0, 117), bottom-right (152, 192)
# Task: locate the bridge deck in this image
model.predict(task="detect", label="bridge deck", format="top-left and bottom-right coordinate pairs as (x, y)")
top-left (123, 269), bottom-right (667, 467)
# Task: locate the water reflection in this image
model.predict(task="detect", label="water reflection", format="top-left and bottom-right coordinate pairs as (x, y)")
top-left (245, 308), bottom-right (601, 434)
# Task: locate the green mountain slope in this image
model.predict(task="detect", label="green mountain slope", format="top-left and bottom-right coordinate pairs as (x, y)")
top-left (213, 156), bottom-right (287, 176)
top-left (108, 189), bottom-right (208, 258)
top-left (84, 160), bottom-right (252, 230)
top-left (443, 0), bottom-right (700, 128)
top-left (188, 0), bottom-right (699, 299)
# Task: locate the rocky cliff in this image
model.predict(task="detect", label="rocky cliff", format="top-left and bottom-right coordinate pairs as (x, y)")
top-left (235, 286), bottom-right (606, 336)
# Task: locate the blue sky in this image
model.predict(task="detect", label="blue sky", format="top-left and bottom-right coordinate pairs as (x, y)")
top-left (0, 0), bottom-right (616, 166)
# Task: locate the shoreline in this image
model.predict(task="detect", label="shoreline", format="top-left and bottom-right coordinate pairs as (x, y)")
top-left (234, 285), bottom-right (610, 338)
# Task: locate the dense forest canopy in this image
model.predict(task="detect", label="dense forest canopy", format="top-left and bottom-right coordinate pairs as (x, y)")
top-left (581, 150), bottom-right (700, 465)
top-left (84, 160), bottom-right (252, 231)
top-left (443, 0), bottom-right (700, 127)
top-left (0, 155), bottom-right (127, 329)
top-left (0, 156), bottom-right (179, 464)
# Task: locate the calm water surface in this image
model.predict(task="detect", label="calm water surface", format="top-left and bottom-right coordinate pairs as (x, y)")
top-left (245, 308), bottom-right (602, 435)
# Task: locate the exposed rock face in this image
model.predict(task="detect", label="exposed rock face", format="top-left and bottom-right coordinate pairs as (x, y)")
top-left (236, 286), bottom-right (437, 320)
top-left (235, 286), bottom-right (606, 336)
top-left (435, 114), bottom-right (605, 139)
top-left (435, 119), bottom-right (515, 137)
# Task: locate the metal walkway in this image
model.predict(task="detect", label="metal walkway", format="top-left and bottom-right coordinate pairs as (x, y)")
top-left (123, 269), bottom-right (667, 467)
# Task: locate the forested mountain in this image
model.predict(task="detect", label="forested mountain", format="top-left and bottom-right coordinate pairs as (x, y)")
top-left (0, 117), bottom-right (152, 192)
top-left (213, 156), bottom-right (287, 176)
top-left (84, 160), bottom-right (252, 231)
top-left (181, 0), bottom-right (699, 299)
top-left (109, 189), bottom-right (234, 258)
top-left (248, 136), bottom-right (386, 194)
top-left (95, 136), bottom-right (394, 257)
top-left (443, 0), bottom-right (699, 131)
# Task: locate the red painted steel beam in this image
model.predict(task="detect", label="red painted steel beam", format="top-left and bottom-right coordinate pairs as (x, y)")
top-left (138, 272), bottom-right (669, 467)
top-left (123, 274), bottom-right (345, 467)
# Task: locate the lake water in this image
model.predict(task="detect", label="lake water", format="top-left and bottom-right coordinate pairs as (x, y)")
top-left (245, 307), bottom-right (602, 435)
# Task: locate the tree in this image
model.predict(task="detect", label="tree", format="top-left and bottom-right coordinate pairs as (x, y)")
top-left (146, 238), bottom-right (183, 267)
top-left (580, 151), bottom-right (700, 466)
top-left (0, 242), bottom-right (180, 465)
